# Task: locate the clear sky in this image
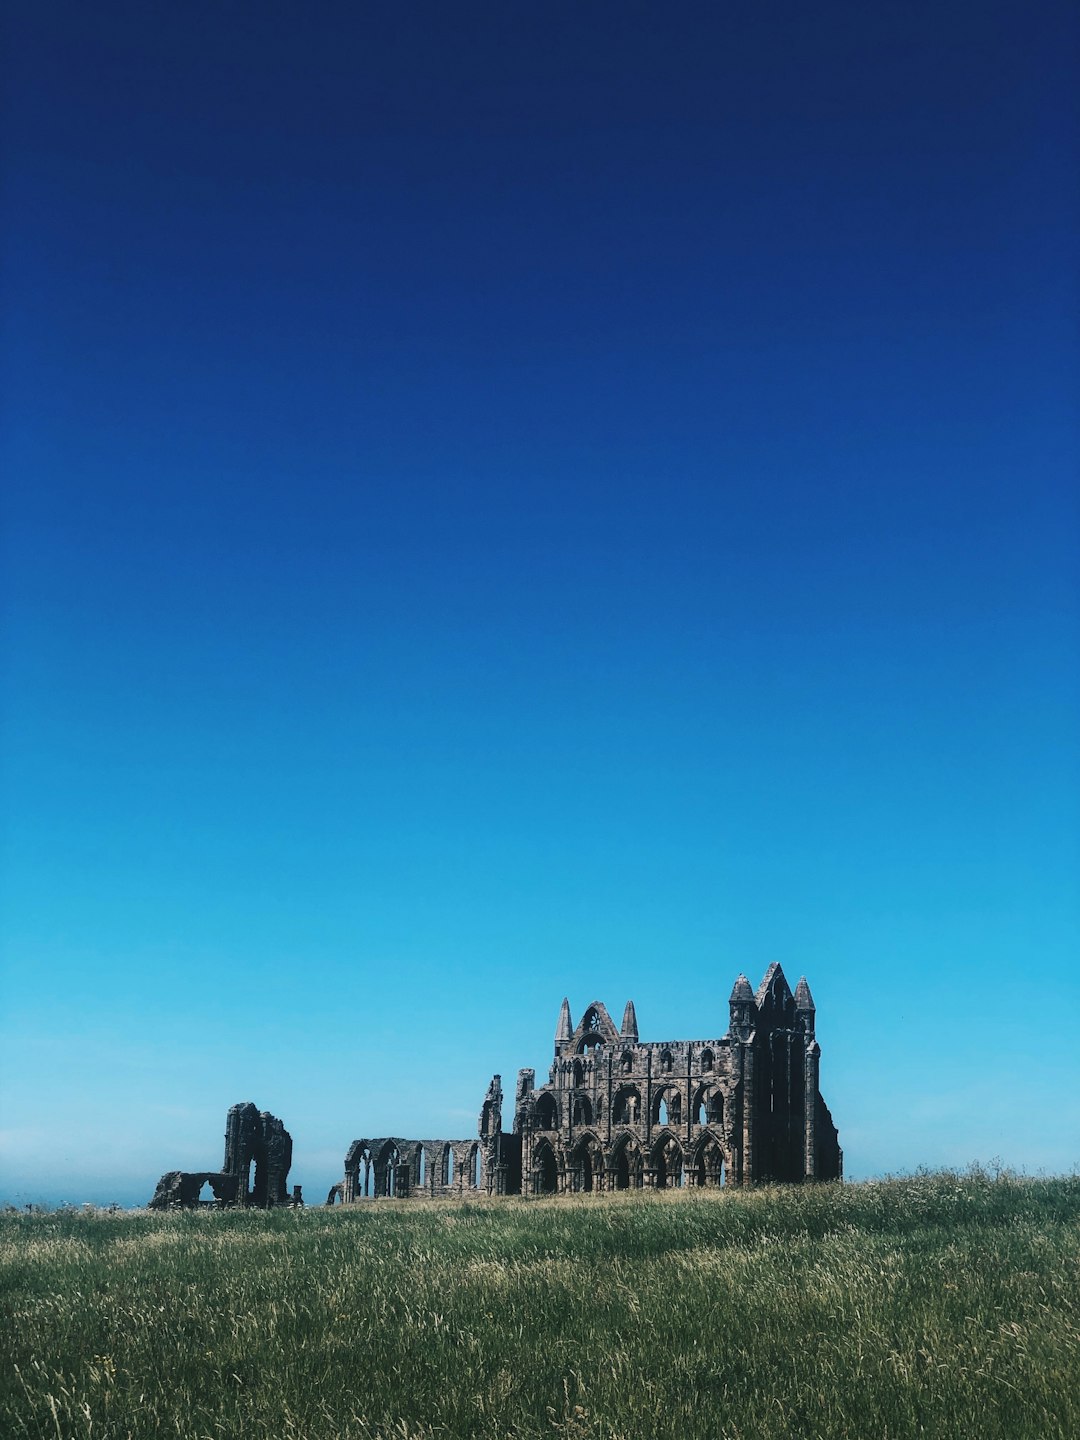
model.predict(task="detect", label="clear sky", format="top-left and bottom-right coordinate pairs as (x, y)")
top-left (2, 2), bottom-right (1077, 1206)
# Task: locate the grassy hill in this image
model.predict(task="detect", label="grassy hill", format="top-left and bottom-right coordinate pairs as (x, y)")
top-left (2, 1170), bottom-right (1077, 1439)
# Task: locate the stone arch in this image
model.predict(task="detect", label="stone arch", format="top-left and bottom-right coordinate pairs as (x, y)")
top-left (346, 1142), bottom-right (374, 1200)
top-left (572, 1092), bottom-right (593, 1126)
top-left (612, 1084), bottom-right (641, 1124)
top-left (441, 1143), bottom-right (455, 1187)
top-left (610, 1133), bottom-right (643, 1190)
top-left (533, 1138), bottom-right (558, 1195)
top-left (692, 1134), bottom-right (725, 1188)
top-left (572, 1059), bottom-right (586, 1087)
top-left (650, 1131), bottom-right (685, 1189)
top-left (692, 1084), bottom-right (724, 1128)
top-left (700, 1047), bottom-right (714, 1073)
top-left (620, 1050), bottom-right (634, 1075)
top-left (569, 1132), bottom-right (603, 1193)
top-left (464, 1142), bottom-right (481, 1190)
top-left (659, 1048), bottom-right (674, 1074)
top-left (412, 1143), bottom-right (429, 1192)
top-left (577, 1005), bottom-right (605, 1054)
top-left (651, 1084), bottom-right (682, 1128)
top-left (375, 1140), bottom-right (400, 1197)
top-left (534, 1092), bottom-right (559, 1130)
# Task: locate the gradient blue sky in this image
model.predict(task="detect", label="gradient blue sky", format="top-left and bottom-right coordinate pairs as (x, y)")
top-left (2, 2), bottom-right (1077, 1205)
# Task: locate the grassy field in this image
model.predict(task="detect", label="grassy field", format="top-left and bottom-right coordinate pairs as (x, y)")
top-left (1, 1170), bottom-right (1077, 1440)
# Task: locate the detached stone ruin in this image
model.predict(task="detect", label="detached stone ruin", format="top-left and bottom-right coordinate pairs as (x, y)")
top-left (149, 1102), bottom-right (300, 1210)
top-left (328, 963), bottom-right (841, 1202)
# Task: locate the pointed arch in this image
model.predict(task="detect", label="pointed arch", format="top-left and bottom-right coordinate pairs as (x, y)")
top-left (375, 1140), bottom-right (401, 1197)
top-left (651, 1084), bottom-right (683, 1128)
top-left (650, 1131), bottom-right (685, 1189)
top-left (692, 1134), bottom-right (725, 1188)
top-left (610, 1133), bottom-right (643, 1190)
top-left (612, 1084), bottom-right (641, 1124)
top-left (533, 1138), bottom-right (558, 1195)
top-left (572, 1092), bottom-right (593, 1126)
top-left (570, 1132), bottom-right (603, 1193)
top-left (345, 1142), bottom-right (374, 1200)
top-left (534, 1092), bottom-right (558, 1130)
top-left (692, 1083), bottom-right (724, 1128)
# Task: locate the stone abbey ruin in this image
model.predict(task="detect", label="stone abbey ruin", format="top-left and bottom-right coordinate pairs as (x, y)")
top-left (151, 965), bottom-right (841, 1206)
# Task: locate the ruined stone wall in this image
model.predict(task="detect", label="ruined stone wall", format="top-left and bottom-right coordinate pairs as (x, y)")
top-left (148, 1103), bottom-right (298, 1209)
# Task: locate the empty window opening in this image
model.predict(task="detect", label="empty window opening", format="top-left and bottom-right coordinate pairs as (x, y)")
top-left (380, 1144), bottom-right (400, 1197)
top-left (355, 1148), bottom-right (373, 1198)
top-left (653, 1137), bottom-right (683, 1189)
top-left (535, 1093), bottom-right (558, 1130)
top-left (613, 1087), bottom-right (641, 1124)
top-left (575, 1146), bottom-right (594, 1193)
top-left (536, 1145), bottom-right (558, 1195)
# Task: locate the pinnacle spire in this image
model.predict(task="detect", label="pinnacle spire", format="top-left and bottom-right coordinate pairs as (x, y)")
top-left (729, 974), bottom-right (753, 1004)
top-left (794, 976), bottom-right (815, 1010)
top-left (620, 1000), bottom-right (638, 1041)
top-left (555, 997), bottom-right (573, 1044)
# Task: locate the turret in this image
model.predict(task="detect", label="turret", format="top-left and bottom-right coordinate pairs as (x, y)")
top-left (728, 973), bottom-right (755, 1041)
top-left (620, 1000), bottom-right (638, 1042)
top-left (794, 976), bottom-right (816, 1037)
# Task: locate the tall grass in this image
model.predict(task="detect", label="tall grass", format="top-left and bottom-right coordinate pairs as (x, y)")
top-left (2, 1170), bottom-right (1077, 1439)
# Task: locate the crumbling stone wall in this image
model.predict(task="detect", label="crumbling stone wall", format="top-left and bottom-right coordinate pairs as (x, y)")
top-left (149, 1102), bottom-right (298, 1209)
top-left (335, 965), bottom-right (840, 1201)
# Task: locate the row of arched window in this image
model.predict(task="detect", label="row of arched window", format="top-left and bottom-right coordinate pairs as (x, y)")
top-left (534, 1085), bottom-right (725, 1130)
top-left (531, 1133), bottom-right (726, 1194)
top-left (617, 1047), bottom-right (715, 1075)
top-left (347, 1142), bottom-right (483, 1198)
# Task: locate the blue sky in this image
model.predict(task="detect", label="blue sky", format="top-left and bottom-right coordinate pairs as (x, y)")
top-left (2, 1), bottom-right (1077, 1205)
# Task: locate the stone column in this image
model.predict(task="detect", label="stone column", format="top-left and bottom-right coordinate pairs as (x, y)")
top-left (741, 1041), bottom-right (754, 1185)
top-left (804, 1040), bottom-right (820, 1181)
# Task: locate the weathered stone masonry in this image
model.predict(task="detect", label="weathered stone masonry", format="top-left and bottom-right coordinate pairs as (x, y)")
top-left (149, 1102), bottom-right (299, 1209)
top-left (333, 964), bottom-right (841, 1201)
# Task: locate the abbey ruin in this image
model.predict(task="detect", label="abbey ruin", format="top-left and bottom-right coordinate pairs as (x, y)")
top-left (150, 965), bottom-right (840, 1207)
top-left (330, 963), bottom-right (841, 1202)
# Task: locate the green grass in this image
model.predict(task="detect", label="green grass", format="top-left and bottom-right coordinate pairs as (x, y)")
top-left (2, 1170), bottom-right (1078, 1439)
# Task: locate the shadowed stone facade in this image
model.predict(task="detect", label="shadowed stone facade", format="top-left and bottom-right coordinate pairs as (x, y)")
top-left (149, 1102), bottom-right (300, 1209)
top-left (333, 964), bottom-right (841, 1201)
